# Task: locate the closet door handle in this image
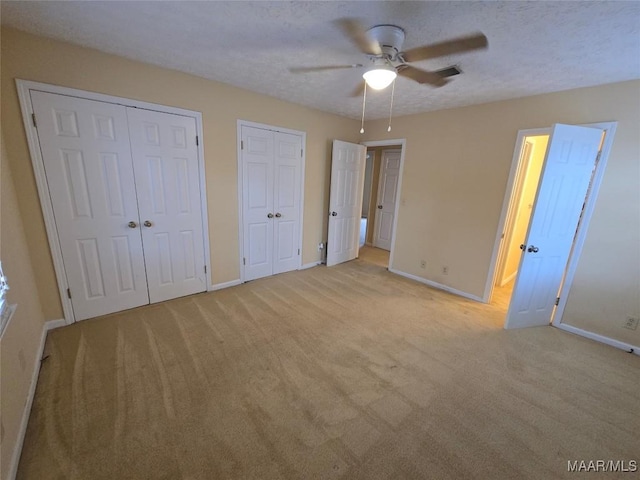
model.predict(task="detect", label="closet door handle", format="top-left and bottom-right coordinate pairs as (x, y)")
top-left (143, 220), bottom-right (153, 228)
top-left (275, 213), bottom-right (282, 218)
top-left (331, 211), bottom-right (338, 217)
top-left (267, 213), bottom-right (274, 219)
top-left (128, 221), bottom-right (138, 229)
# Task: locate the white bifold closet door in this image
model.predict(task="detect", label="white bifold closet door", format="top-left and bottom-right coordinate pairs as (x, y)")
top-left (241, 125), bottom-right (302, 281)
top-left (31, 91), bottom-right (206, 321)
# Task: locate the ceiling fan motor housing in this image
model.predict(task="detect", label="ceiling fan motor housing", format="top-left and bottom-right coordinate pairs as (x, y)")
top-left (367, 24), bottom-right (406, 59)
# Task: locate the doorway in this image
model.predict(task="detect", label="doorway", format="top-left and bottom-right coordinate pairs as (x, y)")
top-left (237, 121), bottom-right (306, 281)
top-left (359, 142), bottom-right (404, 268)
top-left (492, 133), bottom-right (549, 309)
top-left (488, 123), bottom-right (617, 330)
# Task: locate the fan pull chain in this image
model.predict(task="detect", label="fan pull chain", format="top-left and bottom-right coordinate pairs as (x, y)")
top-left (360, 83), bottom-right (367, 134)
top-left (387, 78), bottom-right (396, 132)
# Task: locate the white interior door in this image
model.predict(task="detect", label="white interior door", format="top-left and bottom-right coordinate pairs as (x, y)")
top-left (241, 126), bottom-right (303, 281)
top-left (31, 91), bottom-right (149, 320)
top-left (127, 108), bottom-right (207, 303)
top-left (505, 124), bottom-right (603, 329)
top-left (273, 132), bottom-right (302, 275)
top-left (374, 149), bottom-right (401, 251)
top-left (327, 140), bottom-right (367, 267)
top-left (241, 126), bottom-right (275, 281)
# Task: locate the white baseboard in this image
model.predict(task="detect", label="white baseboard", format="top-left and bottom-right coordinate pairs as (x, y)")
top-left (300, 261), bottom-right (321, 270)
top-left (499, 271), bottom-right (517, 287)
top-left (388, 268), bottom-right (484, 302)
top-left (8, 318), bottom-right (64, 480)
top-left (209, 279), bottom-right (242, 291)
top-left (556, 322), bottom-right (640, 356)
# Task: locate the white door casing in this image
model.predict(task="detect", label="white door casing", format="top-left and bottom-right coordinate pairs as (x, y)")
top-left (127, 107), bottom-right (207, 303)
top-left (31, 91), bottom-right (149, 320)
top-left (374, 149), bottom-right (401, 251)
top-left (240, 125), bottom-right (303, 281)
top-left (505, 124), bottom-right (603, 329)
top-left (327, 140), bottom-right (367, 267)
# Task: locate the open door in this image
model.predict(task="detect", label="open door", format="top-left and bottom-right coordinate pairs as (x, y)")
top-left (327, 140), bottom-right (367, 267)
top-left (505, 124), bottom-right (603, 329)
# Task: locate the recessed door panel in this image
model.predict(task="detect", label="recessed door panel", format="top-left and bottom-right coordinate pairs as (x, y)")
top-left (31, 91), bottom-right (149, 320)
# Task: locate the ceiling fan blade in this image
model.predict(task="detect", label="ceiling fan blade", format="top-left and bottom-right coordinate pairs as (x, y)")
top-left (335, 18), bottom-right (382, 56)
top-left (402, 33), bottom-right (488, 62)
top-left (289, 64), bottom-right (363, 74)
top-left (397, 65), bottom-right (449, 87)
top-left (350, 81), bottom-right (365, 98)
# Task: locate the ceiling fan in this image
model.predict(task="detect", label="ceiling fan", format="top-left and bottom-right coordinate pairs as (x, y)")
top-left (290, 18), bottom-right (488, 95)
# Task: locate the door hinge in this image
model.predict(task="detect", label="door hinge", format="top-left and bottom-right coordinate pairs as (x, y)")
top-left (67, 288), bottom-right (72, 299)
top-left (196, 135), bottom-right (199, 146)
top-left (555, 297), bottom-right (560, 306)
top-left (243, 257), bottom-right (246, 265)
top-left (241, 140), bottom-right (244, 150)
top-left (204, 265), bottom-right (207, 274)
top-left (32, 113), bottom-right (37, 128)
top-left (298, 248), bottom-right (300, 255)
top-left (301, 149), bottom-right (303, 158)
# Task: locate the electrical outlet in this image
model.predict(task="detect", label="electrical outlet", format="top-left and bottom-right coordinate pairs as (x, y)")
top-left (317, 242), bottom-right (324, 251)
top-left (623, 317), bottom-right (639, 330)
top-left (420, 260), bottom-right (426, 269)
top-left (442, 266), bottom-right (449, 275)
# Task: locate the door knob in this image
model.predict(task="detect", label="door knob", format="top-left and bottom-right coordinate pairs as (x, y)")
top-left (143, 220), bottom-right (153, 227)
top-left (520, 244), bottom-right (526, 251)
top-left (331, 211), bottom-right (338, 217)
top-left (527, 245), bottom-right (539, 253)
top-left (128, 221), bottom-right (138, 228)
top-left (267, 213), bottom-right (274, 218)
top-left (377, 205), bottom-right (383, 209)
top-left (275, 213), bottom-right (282, 218)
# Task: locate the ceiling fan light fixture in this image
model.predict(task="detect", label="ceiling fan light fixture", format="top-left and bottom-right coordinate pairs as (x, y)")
top-left (362, 64), bottom-right (397, 90)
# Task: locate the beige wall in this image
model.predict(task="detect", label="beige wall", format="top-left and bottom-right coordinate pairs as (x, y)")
top-left (364, 80), bottom-right (640, 345)
top-left (1, 27), bottom-right (360, 320)
top-left (0, 133), bottom-right (47, 479)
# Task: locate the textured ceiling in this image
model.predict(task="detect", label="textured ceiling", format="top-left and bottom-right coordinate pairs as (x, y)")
top-left (2, 1), bottom-right (639, 119)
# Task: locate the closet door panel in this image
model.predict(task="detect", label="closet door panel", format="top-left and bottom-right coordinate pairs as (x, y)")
top-left (241, 126), bottom-right (275, 281)
top-left (31, 91), bottom-right (148, 320)
top-left (272, 132), bottom-right (302, 275)
top-left (127, 108), bottom-right (206, 303)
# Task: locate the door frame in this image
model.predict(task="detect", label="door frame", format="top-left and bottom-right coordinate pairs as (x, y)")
top-left (484, 121), bottom-right (617, 324)
top-left (16, 79), bottom-right (213, 324)
top-left (236, 120), bottom-right (306, 283)
top-left (361, 139), bottom-right (406, 269)
top-left (491, 129), bottom-right (550, 290)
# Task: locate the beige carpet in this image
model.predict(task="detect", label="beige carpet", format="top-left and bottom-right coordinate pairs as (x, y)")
top-left (18, 257), bottom-right (639, 479)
